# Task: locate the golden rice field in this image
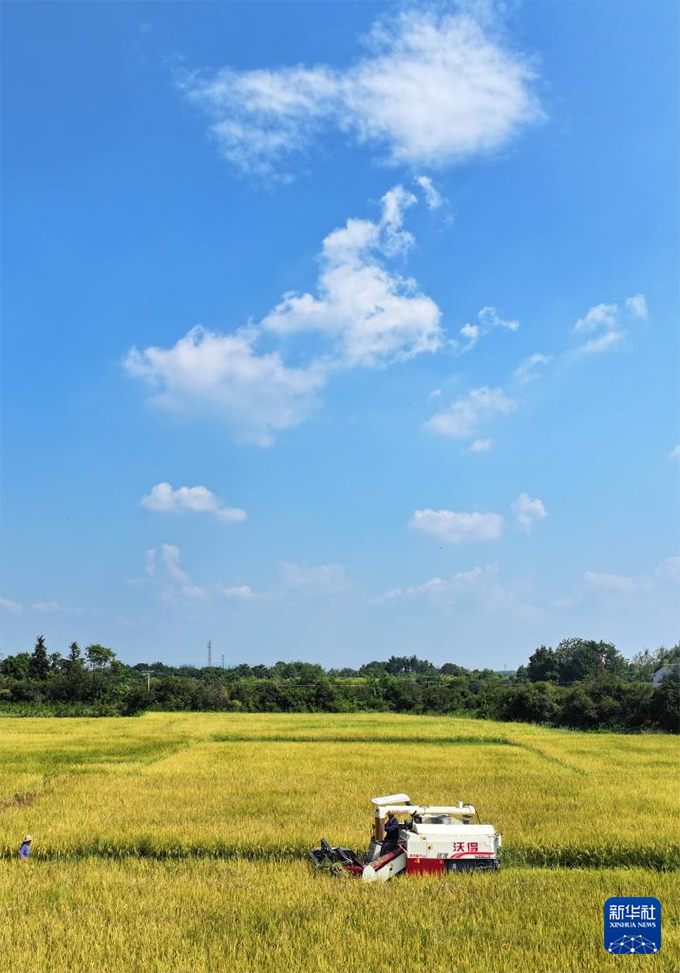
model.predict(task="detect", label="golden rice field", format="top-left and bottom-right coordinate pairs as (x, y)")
top-left (1, 712), bottom-right (678, 972)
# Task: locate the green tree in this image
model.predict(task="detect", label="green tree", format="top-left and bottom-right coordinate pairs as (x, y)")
top-left (651, 681), bottom-right (680, 731)
top-left (440, 663), bottom-right (468, 676)
top-left (528, 639), bottom-right (626, 685)
top-left (0, 652), bottom-right (31, 680)
top-left (28, 635), bottom-right (50, 680)
top-left (85, 645), bottom-right (116, 670)
top-left (526, 646), bottom-right (560, 683)
top-left (493, 682), bottom-right (561, 724)
top-left (554, 638), bottom-right (626, 684)
top-left (384, 655), bottom-right (436, 677)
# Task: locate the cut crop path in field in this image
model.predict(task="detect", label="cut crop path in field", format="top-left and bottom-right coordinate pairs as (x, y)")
top-left (210, 732), bottom-right (587, 775)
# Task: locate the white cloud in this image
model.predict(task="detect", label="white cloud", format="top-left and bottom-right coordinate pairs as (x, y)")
top-left (514, 352), bottom-right (551, 384)
top-left (125, 325), bottom-right (326, 447)
top-left (0, 597), bottom-right (23, 614)
top-left (385, 564), bottom-right (541, 620)
top-left (555, 557), bottom-right (676, 608)
top-left (261, 186), bottom-right (442, 368)
top-left (425, 386), bottom-right (517, 438)
top-left (572, 304), bottom-right (621, 353)
top-left (669, 445), bottom-right (680, 460)
top-left (455, 306), bottom-right (519, 353)
top-left (127, 187), bottom-right (441, 443)
top-left (217, 584), bottom-right (254, 600)
top-left (466, 438), bottom-right (494, 454)
top-left (179, 10), bottom-right (542, 179)
top-left (32, 601), bottom-right (64, 613)
top-left (584, 571), bottom-right (639, 592)
top-left (511, 492), bottom-right (547, 532)
top-left (572, 330), bottom-right (623, 356)
top-left (584, 556), bottom-right (680, 597)
top-left (460, 323), bottom-right (480, 342)
top-left (655, 557), bottom-right (680, 582)
top-left (141, 482), bottom-right (247, 524)
top-left (160, 544), bottom-right (205, 599)
top-left (415, 175), bottom-right (443, 210)
top-left (140, 544), bottom-right (206, 601)
top-left (478, 306), bottom-right (519, 332)
top-left (409, 508), bottom-right (503, 544)
top-left (387, 565), bottom-right (492, 598)
top-left (574, 302), bottom-right (619, 334)
top-left (0, 598), bottom-right (83, 615)
top-left (626, 293), bottom-right (648, 319)
top-left (572, 294), bottom-right (648, 357)
top-left (280, 562), bottom-right (349, 595)
top-left (551, 594), bottom-right (582, 609)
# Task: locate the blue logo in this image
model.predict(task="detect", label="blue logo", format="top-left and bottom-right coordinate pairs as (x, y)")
top-left (604, 897), bottom-right (661, 954)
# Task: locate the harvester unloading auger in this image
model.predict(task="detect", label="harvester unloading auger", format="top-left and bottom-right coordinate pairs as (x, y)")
top-left (309, 793), bottom-right (501, 882)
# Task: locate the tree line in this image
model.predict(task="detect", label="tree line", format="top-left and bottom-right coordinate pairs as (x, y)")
top-left (0, 635), bottom-right (678, 731)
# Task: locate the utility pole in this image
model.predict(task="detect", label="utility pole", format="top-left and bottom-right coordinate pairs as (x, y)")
top-left (207, 639), bottom-right (212, 668)
top-left (141, 671), bottom-right (151, 692)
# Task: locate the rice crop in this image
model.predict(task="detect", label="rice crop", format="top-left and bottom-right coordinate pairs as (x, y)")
top-left (0, 712), bottom-right (677, 972)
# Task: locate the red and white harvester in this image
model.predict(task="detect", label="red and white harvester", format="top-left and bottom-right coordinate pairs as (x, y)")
top-left (309, 793), bottom-right (501, 882)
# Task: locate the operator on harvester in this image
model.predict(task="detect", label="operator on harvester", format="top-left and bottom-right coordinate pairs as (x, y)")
top-left (381, 810), bottom-right (401, 856)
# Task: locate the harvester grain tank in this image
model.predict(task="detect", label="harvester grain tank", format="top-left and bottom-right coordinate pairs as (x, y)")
top-left (309, 793), bottom-right (501, 882)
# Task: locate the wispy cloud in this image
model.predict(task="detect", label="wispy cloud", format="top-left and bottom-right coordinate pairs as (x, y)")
top-left (511, 492), bottom-right (547, 533)
top-left (0, 597), bottom-right (23, 614)
top-left (573, 330), bottom-right (624, 357)
top-left (141, 482), bottom-right (247, 524)
top-left (584, 570), bottom-right (642, 592)
top-left (425, 386), bottom-right (517, 439)
top-left (656, 556), bottom-right (680, 582)
top-left (385, 564), bottom-right (541, 621)
top-left (574, 302), bottom-right (619, 334)
top-left (513, 352), bottom-right (551, 384)
top-left (216, 584), bottom-right (254, 600)
top-left (0, 597), bottom-right (84, 615)
top-left (141, 543), bottom-right (206, 602)
top-left (409, 508), bottom-right (504, 544)
top-left (415, 175), bottom-right (444, 210)
top-left (454, 305), bottom-right (519, 353)
top-left (465, 438), bottom-right (494, 454)
top-left (178, 9), bottom-right (542, 181)
top-left (280, 562), bottom-right (349, 595)
top-left (626, 293), bottom-right (649, 319)
top-left (571, 294), bottom-right (648, 357)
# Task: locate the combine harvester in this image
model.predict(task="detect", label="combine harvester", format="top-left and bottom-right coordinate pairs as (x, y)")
top-left (310, 793), bottom-right (501, 882)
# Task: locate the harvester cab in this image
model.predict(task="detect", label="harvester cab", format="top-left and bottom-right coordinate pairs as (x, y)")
top-left (309, 793), bottom-right (501, 882)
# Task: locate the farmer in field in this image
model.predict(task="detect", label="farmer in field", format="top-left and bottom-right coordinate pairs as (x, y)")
top-left (18, 835), bottom-right (32, 861)
top-left (381, 811), bottom-right (400, 856)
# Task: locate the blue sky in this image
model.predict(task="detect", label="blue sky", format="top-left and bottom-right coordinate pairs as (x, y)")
top-left (1, 1), bottom-right (678, 669)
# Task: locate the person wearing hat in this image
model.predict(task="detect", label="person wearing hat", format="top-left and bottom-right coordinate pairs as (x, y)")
top-left (381, 810), bottom-right (401, 856)
top-left (18, 835), bottom-right (32, 861)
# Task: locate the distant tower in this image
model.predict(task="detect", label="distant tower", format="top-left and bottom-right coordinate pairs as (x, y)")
top-left (221, 654), bottom-right (225, 669)
top-left (207, 639), bottom-right (212, 668)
